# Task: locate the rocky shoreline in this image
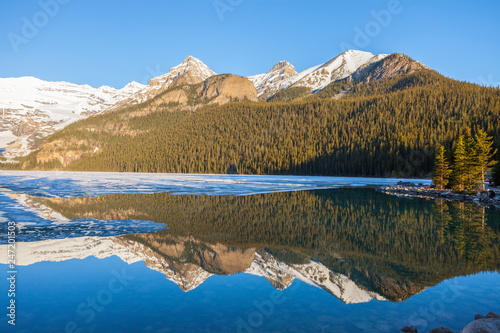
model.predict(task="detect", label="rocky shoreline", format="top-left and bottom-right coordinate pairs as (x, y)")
top-left (378, 182), bottom-right (500, 210)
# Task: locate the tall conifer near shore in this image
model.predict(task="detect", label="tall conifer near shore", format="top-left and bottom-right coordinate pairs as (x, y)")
top-left (474, 130), bottom-right (497, 191)
top-left (451, 136), bottom-right (467, 192)
top-left (434, 130), bottom-right (497, 191)
top-left (464, 132), bottom-right (479, 192)
top-left (433, 145), bottom-right (451, 190)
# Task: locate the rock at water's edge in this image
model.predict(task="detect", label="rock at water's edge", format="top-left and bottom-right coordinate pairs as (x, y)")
top-left (429, 327), bottom-right (453, 333)
top-left (461, 318), bottom-right (500, 333)
top-left (401, 325), bottom-right (418, 333)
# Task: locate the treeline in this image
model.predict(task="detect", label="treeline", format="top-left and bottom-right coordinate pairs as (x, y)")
top-left (267, 86), bottom-right (312, 102)
top-left (10, 69), bottom-right (500, 177)
top-left (433, 130), bottom-right (497, 191)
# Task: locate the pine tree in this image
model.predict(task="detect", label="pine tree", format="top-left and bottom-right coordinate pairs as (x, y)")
top-left (474, 130), bottom-right (497, 191)
top-left (432, 145), bottom-right (451, 190)
top-left (464, 132), bottom-right (479, 192)
top-left (451, 136), bottom-right (467, 192)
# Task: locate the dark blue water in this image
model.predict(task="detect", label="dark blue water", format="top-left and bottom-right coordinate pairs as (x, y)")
top-left (0, 257), bottom-right (498, 333)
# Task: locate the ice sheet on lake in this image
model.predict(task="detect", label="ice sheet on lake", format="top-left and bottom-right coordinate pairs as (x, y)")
top-left (0, 188), bottom-right (165, 244)
top-left (0, 171), bottom-right (431, 198)
top-left (0, 171), bottom-right (430, 243)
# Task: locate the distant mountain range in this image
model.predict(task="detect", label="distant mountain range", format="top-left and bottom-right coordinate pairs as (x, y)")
top-left (0, 50), bottom-right (419, 160)
top-left (1, 50), bottom-right (498, 177)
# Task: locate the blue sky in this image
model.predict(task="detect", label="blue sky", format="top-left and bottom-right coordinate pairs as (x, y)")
top-left (1, 0), bottom-right (499, 89)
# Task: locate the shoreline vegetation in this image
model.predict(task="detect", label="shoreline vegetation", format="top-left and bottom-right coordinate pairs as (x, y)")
top-left (380, 128), bottom-right (500, 210)
top-left (432, 130), bottom-right (498, 192)
top-left (1, 167), bottom-right (499, 210)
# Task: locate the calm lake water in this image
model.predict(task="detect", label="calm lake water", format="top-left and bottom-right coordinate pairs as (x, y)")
top-left (0, 171), bottom-right (499, 333)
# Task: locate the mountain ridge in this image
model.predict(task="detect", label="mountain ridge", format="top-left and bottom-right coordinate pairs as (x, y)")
top-left (0, 50), bottom-right (420, 161)
top-left (3, 50), bottom-right (499, 177)
top-left (248, 50), bottom-right (390, 100)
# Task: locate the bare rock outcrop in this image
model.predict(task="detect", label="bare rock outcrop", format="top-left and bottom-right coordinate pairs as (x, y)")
top-left (353, 53), bottom-right (427, 83)
top-left (462, 312), bottom-right (500, 333)
top-left (197, 74), bottom-right (258, 105)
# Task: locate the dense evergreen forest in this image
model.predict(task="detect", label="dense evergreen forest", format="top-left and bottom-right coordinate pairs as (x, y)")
top-left (11, 68), bottom-right (500, 177)
top-left (39, 188), bottom-right (500, 300)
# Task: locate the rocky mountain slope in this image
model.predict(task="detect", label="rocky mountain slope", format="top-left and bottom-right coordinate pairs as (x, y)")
top-left (136, 73), bottom-right (258, 112)
top-left (0, 51), bottom-right (415, 161)
top-left (149, 56), bottom-right (216, 88)
top-left (108, 56), bottom-right (218, 111)
top-left (248, 60), bottom-right (298, 100)
top-left (0, 56), bottom-right (243, 161)
top-left (352, 53), bottom-right (428, 83)
top-left (0, 77), bottom-right (145, 159)
top-left (6, 50), bottom-right (488, 176)
top-left (27, 72), bottom-right (258, 168)
top-left (248, 50), bottom-right (388, 100)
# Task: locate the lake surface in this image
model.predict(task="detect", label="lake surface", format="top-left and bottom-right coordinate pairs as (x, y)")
top-left (0, 171), bottom-right (499, 333)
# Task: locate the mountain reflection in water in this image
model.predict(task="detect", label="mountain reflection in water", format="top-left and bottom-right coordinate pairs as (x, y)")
top-left (3, 188), bottom-right (498, 303)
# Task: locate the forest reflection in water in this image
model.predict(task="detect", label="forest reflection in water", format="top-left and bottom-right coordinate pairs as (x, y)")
top-left (31, 188), bottom-right (499, 302)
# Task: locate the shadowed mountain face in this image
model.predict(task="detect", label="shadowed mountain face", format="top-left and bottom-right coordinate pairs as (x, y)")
top-left (27, 188), bottom-right (500, 302)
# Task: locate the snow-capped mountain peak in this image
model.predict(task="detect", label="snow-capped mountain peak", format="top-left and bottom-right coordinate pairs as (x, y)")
top-left (248, 50), bottom-right (389, 99)
top-left (293, 50), bottom-right (388, 88)
top-left (123, 81), bottom-right (147, 91)
top-left (105, 56), bottom-right (218, 111)
top-left (1, 51), bottom-right (398, 160)
top-left (268, 60), bottom-right (295, 73)
top-left (291, 50), bottom-right (386, 90)
top-left (0, 57), bottom-right (218, 160)
top-left (148, 56), bottom-right (216, 88)
top-left (248, 60), bottom-right (297, 99)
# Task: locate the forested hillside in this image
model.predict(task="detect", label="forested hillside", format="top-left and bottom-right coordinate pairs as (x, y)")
top-left (10, 64), bottom-right (500, 177)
